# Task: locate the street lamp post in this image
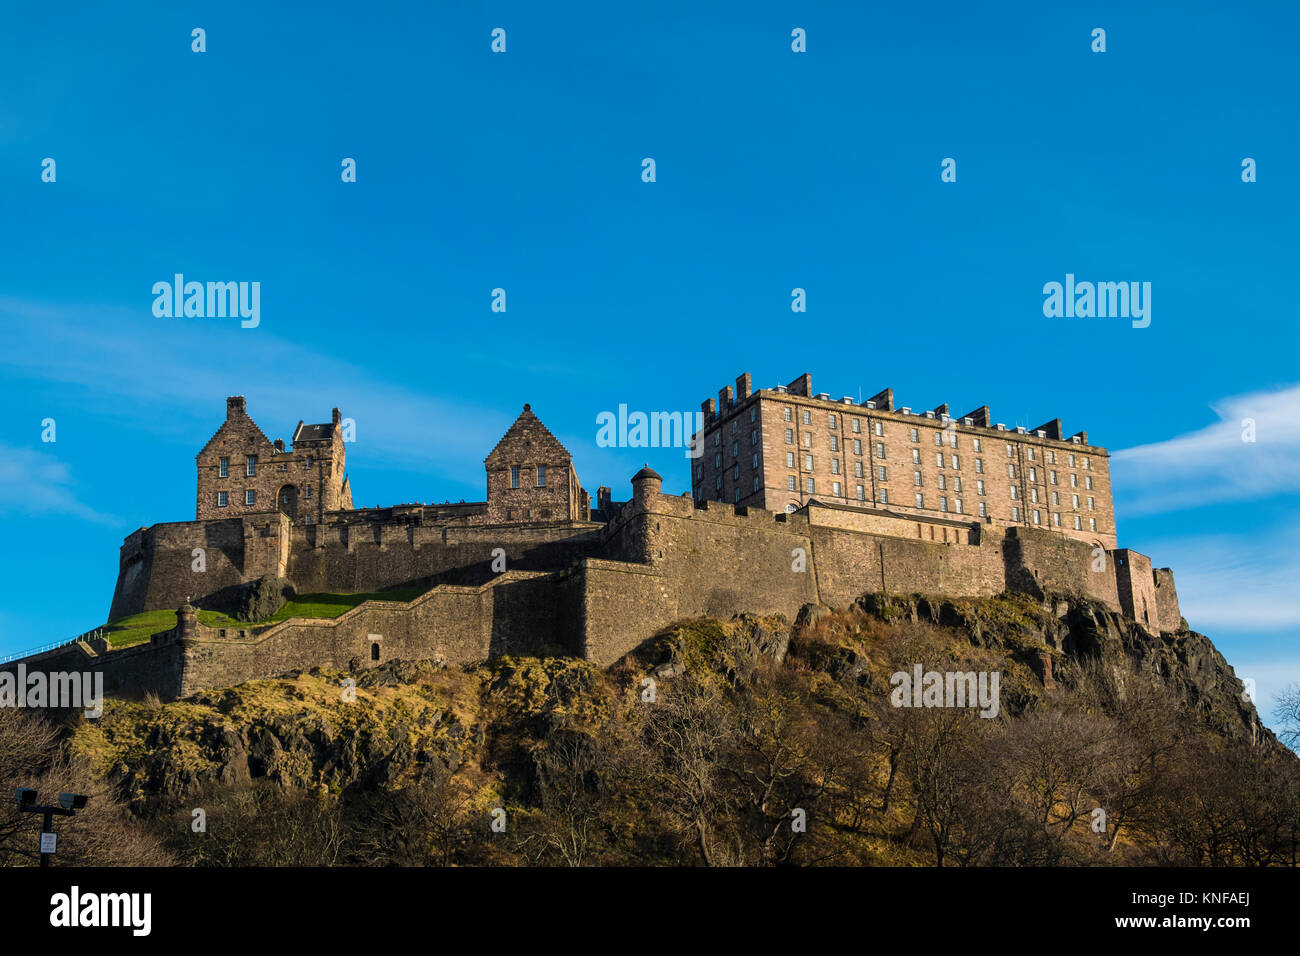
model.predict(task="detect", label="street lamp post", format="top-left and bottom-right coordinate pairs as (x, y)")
top-left (14, 788), bottom-right (88, 866)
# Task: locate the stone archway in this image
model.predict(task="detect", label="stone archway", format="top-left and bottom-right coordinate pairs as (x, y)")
top-left (277, 484), bottom-right (299, 520)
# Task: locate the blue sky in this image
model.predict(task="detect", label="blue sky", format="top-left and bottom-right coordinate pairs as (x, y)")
top-left (2, 2), bottom-right (1297, 726)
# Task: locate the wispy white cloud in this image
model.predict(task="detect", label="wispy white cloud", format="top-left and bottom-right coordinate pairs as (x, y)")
top-left (1112, 382), bottom-right (1300, 516)
top-left (0, 443), bottom-right (117, 524)
top-left (0, 296), bottom-right (511, 482)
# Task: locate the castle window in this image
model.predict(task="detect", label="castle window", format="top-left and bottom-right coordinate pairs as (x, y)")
top-left (732, 465), bottom-right (740, 480)
top-left (787, 476), bottom-right (796, 490)
top-left (536, 465), bottom-right (547, 487)
top-left (1029, 467), bottom-right (1037, 482)
top-left (913, 471), bottom-right (922, 486)
top-left (806, 478), bottom-right (815, 493)
top-left (734, 487), bottom-right (742, 503)
top-left (854, 461), bottom-right (864, 478)
top-left (371, 641), bottom-right (380, 661)
top-left (832, 481), bottom-right (841, 496)
top-left (852, 418), bottom-right (861, 433)
top-left (307, 456), bottom-right (314, 467)
top-left (955, 498), bottom-right (963, 514)
top-left (1012, 506), bottom-right (1020, 521)
top-left (732, 441), bottom-right (739, 459)
top-left (1069, 454), bottom-right (1076, 467)
top-left (217, 491), bottom-right (228, 508)
top-left (878, 465), bottom-right (886, 481)
top-left (1070, 474), bottom-right (1078, 488)
top-left (853, 439), bottom-right (862, 455)
top-left (915, 493), bottom-right (924, 508)
top-left (803, 433), bottom-right (812, 448)
top-left (973, 438), bottom-right (982, 452)
top-left (975, 458), bottom-right (984, 474)
top-left (871, 443), bottom-right (881, 460)
top-left (1031, 488), bottom-right (1039, 503)
top-left (804, 454), bottom-right (813, 470)
top-left (714, 432), bottom-right (721, 446)
top-left (1088, 497), bottom-right (1095, 510)
top-left (219, 457), bottom-right (229, 478)
top-left (751, 429), bottom-right (758, 445)
top-left (952, 454), bottom-right (961, 470)
top-left (879, 488), bottom-right (889, 504)
top-left (829, 413), bottom-right (838, 429)
top-left (306, 484), bottom-right (313, 498)
top-left (714, 453), bottom-right (722, 468)
top-left (832, 459), bottom-right (841, 475)
top-left (246, 455), bottom-right (257, 476)
top-left (1072, 494), bottom-right (1079, 508)
top-left (1010, 486), bottom-right (1018, 499)
top-left (731, 420), bottom-right (738, 434)
top-left (511, 466), bottom-right (520, 488)
top-left (716, 475), bottom-right (722, 490)
top-left (1028, 448), bottom-right (1036, 461)
top-left (753, 476), bottom-right (760, 491)
top-left (871, 421), bottom-right (881, 437)
top-left (911, 448), bottom-right (920, 464)
top-left (954, 476), bottom-right (962, 492)
top-left (802, 410), bottom-right (811, 424)
top-left (1051, 491), bottom-right (1059, 505)
top-left (830, 435), bottom-right (840, 452)
top-left (1052, 512), bottom-right (1061, 527)
top-left (1050, 470), bottom-right (1058, 484)
top-left (786, 452), bottom-right (795, 467)
top-left (750, 408), bottom-right (757, 423)
top-left (752, 453), bottom-right (759, 469)
top-left (245, 489), bottom-right (256, 506)
top-left (977, 480), bottom-right (985, 495)
top-left (934, 432), bottom-right (942, 447)
top-left (1085, 476), bottom-right (1094, 490)
top-left (784, 407), bottom-right (793, 421)
top-left (911, 428), bottom-right (919, 442)
top-left (1083, 457), bottom-right (1090, 470)
top-left (978, 502), bottom-right (987, 517)
top-left (1006, 444), bottom-right (1014, 457)
top-left (785, 429), bottom-right (793, 444)
top-left (936, 452), bottom-right (944, 467)
top-left (1089, 518), bottom-right (1097, 531)
top-left (856, 485), bottom-right (865, 500)
top-left (1048, 450), bottom-right (1056, 464)
top-left (1074, 515), bottom-right (1082, 530)
top-left (1033, 510), bottom-right (1042, 524)
top-left (1008, 464), bottom-right (1017, 478)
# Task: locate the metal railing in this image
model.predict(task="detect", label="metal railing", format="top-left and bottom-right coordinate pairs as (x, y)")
top-left (0, 628), bottom-right (105, 666)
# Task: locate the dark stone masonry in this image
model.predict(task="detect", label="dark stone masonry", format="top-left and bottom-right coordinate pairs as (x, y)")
top-left (5, 389), bottom-right (1183, 701)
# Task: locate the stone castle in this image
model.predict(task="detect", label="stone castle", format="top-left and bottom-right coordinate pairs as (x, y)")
top-left (7, 374), bottom-right (1182, 701)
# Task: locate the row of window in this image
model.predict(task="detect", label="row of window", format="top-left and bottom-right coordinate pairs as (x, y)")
top-left (215, 484), bottom-right (315, 508)
top-left (508, 465), bottom-right (547, 489)
top-left (215, 454), bottom-right (322, 479)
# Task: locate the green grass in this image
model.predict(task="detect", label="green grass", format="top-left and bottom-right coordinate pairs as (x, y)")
top-left (102, 588), bottom-right (426, 648)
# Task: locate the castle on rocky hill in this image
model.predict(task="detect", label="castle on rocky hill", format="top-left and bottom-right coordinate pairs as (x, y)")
top-left (6, 376), bottom-right (1182, 701)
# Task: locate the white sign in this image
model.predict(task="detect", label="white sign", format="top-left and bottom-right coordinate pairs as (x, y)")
top-left (40, 832), bottom-right (57, 854)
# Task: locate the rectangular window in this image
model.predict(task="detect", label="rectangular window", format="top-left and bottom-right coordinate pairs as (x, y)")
top-left (1031, 488), bottom-right (1038, 503)
top-left (806, 478), bottom-right (815, 493)
top-left (305, 484), bottom-right (312, 499)
top-left (877, 443), bottom-right (886, 459)
top-left (753, 476), bottom-right (760, 492)
top-left (716, 475), bottom-right (723, 490)
top-left (938, 474), bottom-right (947, 490)
top-left (246, 455), bottom-right (257, 477)
top-left (245, 489), bottom-right (256, 506)
top-left (979, 502), bottom-right (987, 517)
top-left (1089, 518), bottom-right (1097, 531)
top-left (752, 453), bottom-right (759, 469)
top-left (1072, 494), bottom-right (1079, 508)
top-left (804, 454), bottom-right (813, 470)
top-left (1028, 448), bottom-right (1036, 461)
top-left (954, 476), bottom-right (962, 492)
top-left (910, 428), bottom-right (919, 442)
top-left (829, 413), bottom-right (837, 429)
top-left (1012, 506), bottom-right (1021, 521)
top-left (934, 432), bottom-right (942, 446)
top-left (915, 493), bottom-right (924, 508)
top-left (536, 465), bottom-right (547, 487)
top-left (1052, 512), bottom-right (1061, 527)
top-left (735, 487), bottom-right (742, 503)
top-left (802, 410), bottom-right (811, 424)
top-left (786, 452), bottom-right (795, 467)
top-left (914, 471), bottom-right (922, 486)
top-left (785, 428), bottom-right (794, 444)
top-left (873, 421), bottom-right (882, 437)
top-left (1071, 474), bottom-right (1079, 488)
top-left (936, 452), bottom-right (944, 467)
top-left (832, 481), bottom-right (841, 496)
top-left (1073, 515), bottom-right (1082, 530)
top-left (1051, 491), bottom-right (1059, 505)
top-left (803, 433), bottom-right (812, 448)
top-left (787, 476), bottom-right (796, 490)
top-left (217, 491), bottom-right (228, 508)
top-left (854, 460), bottom-right (864, 477)
top-left (1069, 454), bottom-right (1076, 467)
top-left (1029, 467), bottom-right (1037, 482)
top-left (952, 454), bottom-right (960, 469)
top-left (911, 448), bottom-right (920, 464)
top-left (940, 496), bottom-right (948, 512)
top-left (1008, 464), bottom-right (1017, 478)
top-left (1048, 450), bottom-right (1056, 464)
top-left (714, 453), bottom-right (722, 468)
top-left (830, 435), bottom-right (840, 451)
top-left (852, 417), bottom-right (862, 433)
top-left (1033, 510), bottom-right (1042, 525)
top-left (878, 465), bottom-right (887, 481)
top-left (975, 458), bottom-right (984, 474)
top-left (856, 484), bottom-right (866, 500)
top-left (1050, 470), bottom-right (1058, 485)
top-left (218, 457), bottom-right (229, 478)
top-left (832, 459), bottom-right (841, 475)
top-left (955, 498), bottom-right (963, 514)
top-left (1007, 444), bottom-right (1014, 457)
top-left (880, 489), bottom-right (889, 504)
top-left (1010, 486), bottom-right (1018, 499)
top-left (1088, 497), bottom-right (1095, 510)
top-left (751, 429), bottom-right (758, 445)
top-left (977, 479), bottom-right (986, 495)
top-left (973, 438), bottom-right (982, 452)
top-left (784, 407), bottom-right (793, 421)
top-left (853, 439), bottom-right (862, 455)
top-left (750, 407), bottom-right (757, 422)
top-left (1086, 476), bottom-right (1094, 490)
top-left (511, 466), bottom-right (521, 488)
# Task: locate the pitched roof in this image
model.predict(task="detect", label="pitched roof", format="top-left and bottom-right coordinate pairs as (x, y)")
top-left (293, 422), bottom-right (336, 443)
top-left (196, 405), bottom-right (274, 457)
top-left (484, 404), bottom-right (571, 465)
